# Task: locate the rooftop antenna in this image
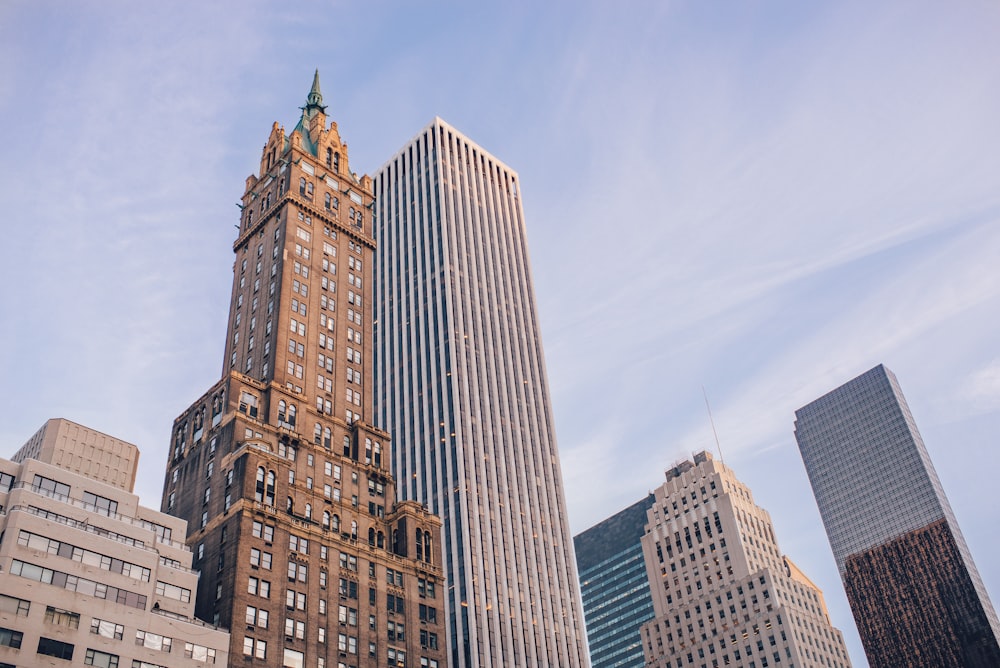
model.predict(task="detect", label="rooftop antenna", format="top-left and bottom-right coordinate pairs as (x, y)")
top-left (702, 386), bottom-right (725, 465)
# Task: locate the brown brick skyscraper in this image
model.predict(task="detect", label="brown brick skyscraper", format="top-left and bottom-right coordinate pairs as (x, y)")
top-left (161, 72), bottom-right (446, 668)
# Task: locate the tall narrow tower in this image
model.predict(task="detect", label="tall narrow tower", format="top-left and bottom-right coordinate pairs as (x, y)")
top-left (373, 118), bottom-right (590, 668)
top-left (794, 364), bottom-right (1000, 667)
top-left (160, 73), bottom-right (446, 668)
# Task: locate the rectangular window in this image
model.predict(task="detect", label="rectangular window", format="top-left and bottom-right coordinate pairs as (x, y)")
top-left (135, 630), bottom-right (172, 652)
top-left (85, 649), bottom-right (120, 668)
top-left (155, 581), bottom-right (192, 603)
top-left (37, 636), bottom-right (75, 660)
top-left (45, 606), bottom-right (81, 628)
top-left (0, 627), bottom-right (23, 649)
top-left (184, 642), bottom-right (217, 663)
top-left (0, 594), bottom-right (30, 616)
top-left (33, 474), bottom-right (70, 498)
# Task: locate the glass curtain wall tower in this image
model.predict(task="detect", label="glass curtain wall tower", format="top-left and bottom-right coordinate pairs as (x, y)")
top-left (794, 364), bottom-right (1000, 667)
top-left (373, 118), bottom-right (590, 668)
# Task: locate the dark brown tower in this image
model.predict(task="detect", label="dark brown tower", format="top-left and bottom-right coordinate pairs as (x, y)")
top-left (161, 72), bottom-right (446, 668)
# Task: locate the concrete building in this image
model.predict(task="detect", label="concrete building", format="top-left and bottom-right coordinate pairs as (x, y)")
top-left (373, 118), bottom-right (591, 668)
top-left (794, 364), bottom-right (1000, 667)
top-left (574, 494), bottom-right (656, 668)
top-left (160, 72), bottom-right (447, 668)
top-left (640, 452), bottom-right (852, 668)
top-left (0, 418), bottom-right (229, 668)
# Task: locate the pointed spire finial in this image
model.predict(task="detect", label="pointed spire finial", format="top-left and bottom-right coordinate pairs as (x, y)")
top-left (303, 69), bottom-right (327, 115)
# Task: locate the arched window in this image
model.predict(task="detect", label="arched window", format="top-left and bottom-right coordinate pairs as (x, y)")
top-left (326, 148), bottom-right (333, 168)
top-left (415, 529), bottom-right (423, 561)
top-left (323, 511), bottom-right (331, 529)
top-left (333, 152), bottom-right (340, 172)
top-left (314, 423), bottom-right (322, 445)
top-left (286, 496), bottom-right (294, 513)
top-left (278, 400), bottom-right (287, 424)
top-left (332, 514), bottom-right (341, 532)
top-left (265, 470), bottom-right (275, 506)
top-left (324, 192), bottom-right (331, 210)
top-left (424, 531), bottom-right (432, 563)
top-left (255, 467), bottom-right (266, 502)
top-left (288, 404), bottom-right (297, 428)
top-left (391, 529), bottom-right (399, 554)
top-left (368, 528), bottom-right (376, 546)
top-left (365, 439), bottom-right (372, 465)
top-left (299, 177), bottom-right (306, 195)
top-left (323, 427), bottom-right (332, 449)
top-left (377, 532), bottom-right (385, 549)
top-left (374, 442), bottom-right (382, 468)
top-left (305, 503), bottom-right (312, 520)
top-left (350, 521), bottom-right (358, 541)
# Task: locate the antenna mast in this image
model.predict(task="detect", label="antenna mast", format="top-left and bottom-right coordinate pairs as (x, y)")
top-left (702, 386), bottom-right (725, 464)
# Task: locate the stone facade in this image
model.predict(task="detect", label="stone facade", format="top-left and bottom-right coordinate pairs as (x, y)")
top-left (160, 72), bottom-right (446, 668)
top-left (639, 452), bottom-right (852, 668)
top-left (0, 419), bottom-right (229, 668)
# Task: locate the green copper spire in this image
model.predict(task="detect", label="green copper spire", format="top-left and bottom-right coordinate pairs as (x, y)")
top-left (303, 69), bottom-right (326, 115)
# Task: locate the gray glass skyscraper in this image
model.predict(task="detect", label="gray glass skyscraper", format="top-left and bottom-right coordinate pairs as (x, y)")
top-left (373, 118), bottom-right (590, 668)
top-left (794, 364), bottom-right (1000, 667)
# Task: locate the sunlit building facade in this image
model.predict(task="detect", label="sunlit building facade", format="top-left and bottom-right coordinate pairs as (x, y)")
top-left (794, 364), bottom-right (1000, 667)
top-left (640, 452), bottom-right (852, 668)
top-left (373, 118), bottom-right (590, 668)
top-left (159, 73), bottom-right (446, 668)
top-left (0, 418), bottom-right (229, 668)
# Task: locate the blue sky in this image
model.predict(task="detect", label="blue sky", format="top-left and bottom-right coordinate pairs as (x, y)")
top-left (2, 2), bottom-right (999, 665)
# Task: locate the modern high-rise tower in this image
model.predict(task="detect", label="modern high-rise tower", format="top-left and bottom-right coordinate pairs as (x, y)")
top-left (574, 494), bottom-right (656, 668)
top-left (373, 119), bottom-right (590, 668)
top-left (160, 73), bottom-right (447, 668)
top-left (639, 451), bottom-right (853, 668)
top-left (794, 364), bottom-right (1000, 667)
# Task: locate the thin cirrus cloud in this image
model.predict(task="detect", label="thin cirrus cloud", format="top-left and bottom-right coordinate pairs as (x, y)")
top-left (1, 4), bottom-right (1000, 667)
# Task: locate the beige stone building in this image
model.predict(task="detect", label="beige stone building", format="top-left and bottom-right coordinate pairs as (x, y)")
top-left (640, 452), bottom-right (852, 668)
top-left (159, 72), bottom-right (446, 668)
top-left (0, 418), bottom-right (230, 668)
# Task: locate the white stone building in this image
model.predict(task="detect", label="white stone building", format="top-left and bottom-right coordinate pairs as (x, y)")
top-left (640, 451), bottom-right (851, 668)
top-left (0, 418), bottom-right (229, 668)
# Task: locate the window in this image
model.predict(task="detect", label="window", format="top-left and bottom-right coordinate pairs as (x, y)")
top-left (250, 549), bottom-right (273, 570)
top-left (248, 577), bottom-right (271, 598)
top-left (80, 491), bottom-right (119, 516)
top-left (290, 534), bottom-right (309, 554)
top-left (284, 618), bottom-right (306, 640)
top-left (85, 649), bottom-right (120, 668)
top-left (37, 636), bottom-right (75, 660)
top-left (418, 604), bottom-right (437, 623)
top-left (243, 637), bottom-right (266, 660)
top-left (288, 561), bottom-right (308, 583)
top-left (0, 628), bottom-right (23, 649)
top-left (0, 594), bottom-right (30, 617)
top-left (420, 630), bottom-right (439, 650)
top-left (286, 590), bottom-right (307, 611)
top-left (155, 581), bottom-right (192, 603)
top-left (33, 474), bottom-right (70, 498)
top-left (45, 606), bottom-right (81, 628)
top-left (185, 643), bottom-right (217, 663)
top-left (135, 630), bottom-right (171, 652)
top-left (252, 521), bottom-right (275, 542)
top-left (387, 593), bottom-right (405, 614)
